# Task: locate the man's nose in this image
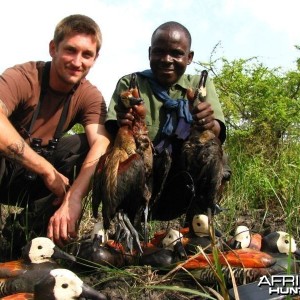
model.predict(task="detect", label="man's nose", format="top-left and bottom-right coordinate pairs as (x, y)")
top-left (71, 54), bottom-right (82, 66)
top-left (161, 54), bottom-right (173, 63)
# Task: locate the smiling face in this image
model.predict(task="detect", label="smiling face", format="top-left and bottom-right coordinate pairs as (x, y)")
top-left (49, 32), bottom-right (98, 92)
top-left (149, 26), bottom-right (194, 88)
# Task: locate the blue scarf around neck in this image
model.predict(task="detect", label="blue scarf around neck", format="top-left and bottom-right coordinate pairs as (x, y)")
top-left (138, 69), bottom-right (193, 143)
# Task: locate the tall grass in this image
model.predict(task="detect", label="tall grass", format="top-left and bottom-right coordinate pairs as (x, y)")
top-left (221, 138), bottom-right (300, 237)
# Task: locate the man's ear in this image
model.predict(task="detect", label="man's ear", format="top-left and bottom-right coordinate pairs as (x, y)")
top-left (187, 50), bottom-right (194, 65)
top-left (49, 40), bottom-right (56, 58)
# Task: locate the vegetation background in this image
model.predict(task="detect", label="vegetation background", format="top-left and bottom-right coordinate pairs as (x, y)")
top-left (205, 43), bottom-right (300, 237)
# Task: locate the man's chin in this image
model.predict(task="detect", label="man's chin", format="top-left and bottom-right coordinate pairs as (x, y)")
top-left (155, 74), bottom-right (175, 86)
top-left (65, 76), bottom-right (82, 86)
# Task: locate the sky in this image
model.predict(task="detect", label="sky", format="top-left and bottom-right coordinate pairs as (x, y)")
top-left (0, 0), bottom-right (299, 103)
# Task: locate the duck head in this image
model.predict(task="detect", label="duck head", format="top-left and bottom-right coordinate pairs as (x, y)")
top-left (192, 214), bottom-right (209, 237)
top-left (262, 231), bottom-right (300, 258)
top-left (232, 225), bottom-right (251, 249)
top-left (34, 268), bottom-right (107, 300)
top-left (22, 237), bottom-right (76, 264)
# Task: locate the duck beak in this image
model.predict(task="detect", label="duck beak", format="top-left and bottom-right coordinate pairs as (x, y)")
top-left (129, 97), bottom-right (144, 106)
top-left (174, 241), bottom-right (187, 260)
top-left (293, 248), bottom-right (300, 259)
top-left (52, 245), bottom-right (76, 262)
top-left (232, 240), bottom-right (241, 249)
top-left (80, 283), bottom-right (107, 300)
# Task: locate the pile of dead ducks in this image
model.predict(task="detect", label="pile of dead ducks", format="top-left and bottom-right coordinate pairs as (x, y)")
top-left (1, 214), bottom-right (299, 299)
top-left (0, 237), bottom-right (107, 299)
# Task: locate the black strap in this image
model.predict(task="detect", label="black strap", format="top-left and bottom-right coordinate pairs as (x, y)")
top-left (27, 61), bottom-right (78, 142)
top-left (53, 90), bottom-right (72, 140)
top-left (27, 62), bottom-right (51, 136)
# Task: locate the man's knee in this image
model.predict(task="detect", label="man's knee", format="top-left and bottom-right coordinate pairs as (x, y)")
top-left (56, 133), bottom-right (89, 156)
top-left (54, 134), bottom-right (89, 178)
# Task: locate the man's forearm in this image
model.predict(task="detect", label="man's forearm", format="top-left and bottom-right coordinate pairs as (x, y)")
top-left (0, 110), bottom-right (55, 175)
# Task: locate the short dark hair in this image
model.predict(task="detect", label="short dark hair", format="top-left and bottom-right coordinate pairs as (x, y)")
top-left (151, 21), bottom-right (192, 49)
top-left (53, 14), bottom-right (102, 54)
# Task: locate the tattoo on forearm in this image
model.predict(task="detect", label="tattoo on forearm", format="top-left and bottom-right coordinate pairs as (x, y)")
top-left (0, 99), bottom-right (8, 116)
top-left (7, 140), bottom-right (25, 162)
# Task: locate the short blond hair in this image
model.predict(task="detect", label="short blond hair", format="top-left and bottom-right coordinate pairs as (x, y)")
top-left (53, 14), bottom-right (102, 54)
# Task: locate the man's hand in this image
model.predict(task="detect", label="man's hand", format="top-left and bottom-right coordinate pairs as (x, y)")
top-left (191, 101), bottom-right (218, 134)
top-left (47, 192), bottom-right (82, 247)
top-left (42, 168), bottom-right (70, 199)
top-left (46, 124), bottom-right (110, 247)
top-left (115, 104), bottom-right (134, 127)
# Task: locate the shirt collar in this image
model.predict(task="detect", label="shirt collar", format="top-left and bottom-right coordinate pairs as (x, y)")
top-left (169, 75), bottom-right (190, 91)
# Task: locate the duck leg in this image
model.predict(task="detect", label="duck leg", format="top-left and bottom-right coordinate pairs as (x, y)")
top-left (122, 213), bottom-right (143, 254)
top-left (114, 211), bottom-right (143, 254)
top-left (115, 212), bottom-right (133, 252)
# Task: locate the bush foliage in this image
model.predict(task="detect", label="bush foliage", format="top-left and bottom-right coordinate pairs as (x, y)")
top-left (196, 45), bottom-right (300, 233)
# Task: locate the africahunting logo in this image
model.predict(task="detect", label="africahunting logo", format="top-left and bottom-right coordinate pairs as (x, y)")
top-left (258, 275), bottom-right (300, 296)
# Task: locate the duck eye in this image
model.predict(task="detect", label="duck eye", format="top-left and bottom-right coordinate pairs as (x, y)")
top-left (62, 283), bottom-right (68, 289)
top-left (285, 240), bottom-right (289, 244)
top-left (197, 222), bottom-right (201, 227)
top-left (168, 235), bottom-right (172, 239)
top-left (38, 246), bottom-right (43, 250)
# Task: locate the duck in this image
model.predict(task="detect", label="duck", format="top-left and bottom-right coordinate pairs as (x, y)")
top-left (149, 227), bottom-right (189, 247)
top-left (261, 231), bottom-right (300, 273)
top-left (183, 214), bottom-right (224, 254)
top-left (0, 293), bottom-right (34, 299)
top-left (182, 70), bottom-right (224, 218)
top-left (228, 225), bottom-right (262, 251)
top-left (0, 237), bottom-right (76, 278)
top-left (73, 221), bottom-right (134, 268)
top-left (92, 74), bottom-right (153, 254)
top-left (261, 231), bottom-right (300, 256)
top-left (188, 264), bottom-right (278, 288)
top-left (227, 231), bottom-right (300, 299)
top-left (181, 247), bottom-right (276, 270)
top-left (161, 228), bottom-right (184, 251)
top-left (76, 235), bottom-right (131, 268)
top-left (229, 225), bottom-right (251, 249)
top-left (139, 228), bottom-right (187, 269)
top-left (0, 268), bottom-right (107, 300)
top-left (90, 220), bottom-right (109, 243)
top-left (180, 245), bottom-right (277, 287)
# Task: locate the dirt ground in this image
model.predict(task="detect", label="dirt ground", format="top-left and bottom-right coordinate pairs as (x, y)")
top-left (0, 206), bottom-right (296, 300)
